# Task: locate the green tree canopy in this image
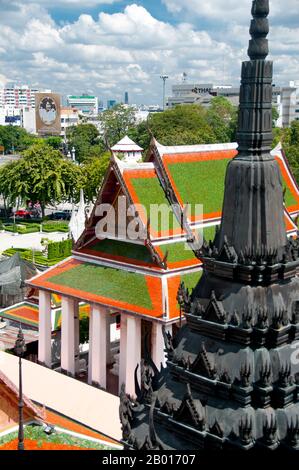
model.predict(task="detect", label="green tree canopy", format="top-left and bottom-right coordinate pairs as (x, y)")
top-left (98, 104), bottom-right (136, 148)
top-left (128, 100), bottom-right (238, 153)
top-left (81, 152), bottom-right (110, 202)
top-left (272, 120), bottom-right (299, 183)
top-left (206, 96), bottom-right (238, 142)
top-left (66, 123), bottom-right (101, 163)
top-left (0, 142), bottom-right (82, 216)
top-left (0, 126), bottom-right (38, 153)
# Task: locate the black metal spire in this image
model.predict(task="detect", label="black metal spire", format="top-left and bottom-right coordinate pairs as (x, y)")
top-left (248, 0), bottom-right (269, 60)
top-left (217, 0), bottom-right (287, 257)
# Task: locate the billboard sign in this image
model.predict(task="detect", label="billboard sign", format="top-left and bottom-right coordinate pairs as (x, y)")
top-left (35, 93), bottom-right (61, 135)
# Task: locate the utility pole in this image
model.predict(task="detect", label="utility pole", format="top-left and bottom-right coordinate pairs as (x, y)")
top-left (160, 75), bottom-right (169, 111)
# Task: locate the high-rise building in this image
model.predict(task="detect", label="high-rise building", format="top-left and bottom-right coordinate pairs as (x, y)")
top-left (166, 82), bottom-right (299, 128)
top-left (67, 94), bottom-right (98, 116)
top-left (0, 84), bottom-right (40, 109)
top-left (124, 92), bottom-right (129, 105)
top-left (107, 100), bottom-right (117, 110)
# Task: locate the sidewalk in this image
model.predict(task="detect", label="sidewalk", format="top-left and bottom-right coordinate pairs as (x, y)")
top-left (0, 231), bottom-right (68, 254)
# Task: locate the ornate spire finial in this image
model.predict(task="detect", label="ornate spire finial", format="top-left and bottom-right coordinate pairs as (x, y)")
top-left (248, 0), bottom-right (269, 60)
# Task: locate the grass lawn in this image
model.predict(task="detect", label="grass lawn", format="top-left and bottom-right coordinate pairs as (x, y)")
top-left (167, 159), bottom-right (229, 214)
top-left (0, 424), bottom-right (111, 450)
top-left (180, 270), bottom-right (202, 292)
top-left (48, 263), bottom-right (153, 309)
top-left (283, 185), bottom-right (299, 209)
top-left (89, 239), bottom-right (153, 263)
top-left (130, 176), bottom-right (181, 233)
top-left (157, 241), bottom-right (198, 263)
top-left (202, 225), bottom-right (217, 243)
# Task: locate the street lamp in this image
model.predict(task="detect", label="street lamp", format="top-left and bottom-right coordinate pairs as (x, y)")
top-left (71, 146), bottom-right (76, 163)
top-left (14, 327), bottom-right (27, 451)
top-left (160, 75), bottom-right (169, 111)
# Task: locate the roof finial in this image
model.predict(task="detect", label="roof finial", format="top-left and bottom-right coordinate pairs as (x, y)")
top-left (248, 0), bottom-right (269, 60)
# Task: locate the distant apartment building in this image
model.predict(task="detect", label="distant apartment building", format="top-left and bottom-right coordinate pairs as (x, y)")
top-left (60, 107), bottom-right (80, 138)
top-left (0, 84), bottom-right (40, 109)
top-left (67, 95), bottom-right (98, 116)
top-left (166, 82), bottom-right (299, 128)
top-left (0, 106), bottom-right (21, 126)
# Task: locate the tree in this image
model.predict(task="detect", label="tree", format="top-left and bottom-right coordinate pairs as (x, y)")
top-left (66, 123), bottom-right (101, 163)
top-left (0, 126), bottom-right (38, 153)
top-left (131, 104), bottom-right (217, 150)
top-left (44, 136), bottom-right (62, 150)
top-left (206, 96), bottom-right (238, 142)
top-left (272, 106), bottom-right (280, 127)
top-left (272, 121), bottom-right (299, 184)
top-left (81, 152), bottom-right (110, 202)
top-left (98, 104), bottom-right (136, 148)
top-left (0, 142), bottom-right (83, 216)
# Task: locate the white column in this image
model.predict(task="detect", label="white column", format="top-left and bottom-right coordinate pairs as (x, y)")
top-left (152, 321), bottom-right (167, 369)
top-left (89, 305), bottom-right (107, 389)
top-left (119, 314), bottom-right (127, 393)
top-left (74, 301), bottom-right (80, 374)
top-left (88, 310), bottom-right (94, 384)
top-left (106, 314), bottom-right (111, 365)
top-left (119, 315), bottom-right (141, 397)
top-left (38, 290), bottom-right (52, 367)
top-left (61, 296), bottom-right (75, 376)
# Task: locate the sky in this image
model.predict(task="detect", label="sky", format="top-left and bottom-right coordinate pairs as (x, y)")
top-left (0, 0), bottom-right (298, 106)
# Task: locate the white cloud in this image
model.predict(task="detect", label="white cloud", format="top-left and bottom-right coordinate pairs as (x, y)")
top-left (26, 0), bottom-right (121, 6)
top-left (0, 1), bottom-right (297, 106)
top-left (162, 0), bottom-right (299, 24)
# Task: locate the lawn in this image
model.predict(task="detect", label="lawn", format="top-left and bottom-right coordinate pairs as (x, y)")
top-left (157, 241), bottom-right (198, 264)
top-left (166, 159), bottom-right (229, 214)
top-left (0, 424), bottom-right (111, 450)
top-left (180, 270), bottom-right (203, 293)
top-left (48, 263), bottom-right (153, 309)
top-left (89, 239), bottom-right (153, 263)
top-left (130, 176), bottom-right (181, 234)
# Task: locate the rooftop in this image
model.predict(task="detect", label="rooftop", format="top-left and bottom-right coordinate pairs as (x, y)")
top-left (111, 135), bottom-right (143, 152)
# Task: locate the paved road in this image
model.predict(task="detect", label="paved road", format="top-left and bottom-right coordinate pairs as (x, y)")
top-left (0, 231), bottom-right (68, 254)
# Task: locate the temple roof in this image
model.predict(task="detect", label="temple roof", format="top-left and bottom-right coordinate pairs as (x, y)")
top-left (27, 258), bottom-right (201, 321)
top-left (29, 137), bottom-right (299, 321)
top-left (111, 135), bottom-right (143, 152)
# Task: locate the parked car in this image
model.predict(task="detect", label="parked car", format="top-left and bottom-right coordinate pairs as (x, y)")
top-left (14, 209), bottom-right (34, 219)
top-left (49, 211), bottom-right (71, 221)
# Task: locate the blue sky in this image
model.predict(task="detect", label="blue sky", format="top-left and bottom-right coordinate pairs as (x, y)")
top-left (0, 1), bottom-right (298, 105)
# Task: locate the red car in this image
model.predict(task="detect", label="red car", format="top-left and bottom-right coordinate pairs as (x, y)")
top-left (14, 209), bottom-right (33, 219)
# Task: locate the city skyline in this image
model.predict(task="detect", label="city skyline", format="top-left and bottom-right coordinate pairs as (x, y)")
top-left (0, 0), bottom-right (298, 105)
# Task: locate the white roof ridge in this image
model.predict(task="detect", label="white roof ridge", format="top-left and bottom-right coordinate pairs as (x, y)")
top-left (156, 142), bottom-right (238, 157)
top-left (111, 135), bottom-right (143, 151)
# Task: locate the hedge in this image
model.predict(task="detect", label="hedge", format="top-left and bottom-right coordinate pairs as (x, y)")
top-left (42, 222), bottom-right (69, 233)
top-left (3, 239), bottom-right (73, 267)
top-left (48, 239), bottom-right (72, 260)
top-left (3, 223), bottom-right (40, 234)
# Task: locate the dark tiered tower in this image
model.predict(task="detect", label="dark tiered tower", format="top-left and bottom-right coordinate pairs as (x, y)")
top-left (120, 1), bottom-right (299, 451)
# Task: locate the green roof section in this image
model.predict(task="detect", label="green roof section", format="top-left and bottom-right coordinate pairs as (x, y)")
top-left (87, 239), bottom-right (154, 264)
top-left (129, 176), bottom-right (181, 234)
top-left (157, 241), bottom-right (198, 264)
top-left (180, 270), bottom-right (203, 293)
top-left (0, 425), bottom-right (110, 450)
top-left (202, 225), bottom-right (217, 243)
top-left (48, 263), bottom-right (153, 310)
top-left (167, 159), bottom-right (229, 214)
top-left (283, 184), bottom-right (298, 208)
